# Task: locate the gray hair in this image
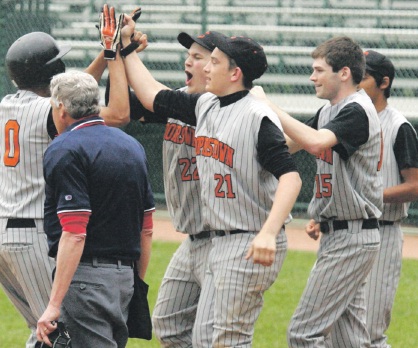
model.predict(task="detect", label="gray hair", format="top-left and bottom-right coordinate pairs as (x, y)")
top-left (50, 70), bottom-right (101, 119)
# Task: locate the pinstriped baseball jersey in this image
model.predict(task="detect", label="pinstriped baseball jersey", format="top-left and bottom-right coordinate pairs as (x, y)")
top-left (195, 92), bottom-right (289, 231)
top-left (379, 106), bottom-right (415, 221)
top-left (308, 90), bottom-right (383, 221)
top-left (162, 87), bottom-right (204, 234)
top-left (0, 89), bottom-right (55, 348)
top-left (0, 90), bottom-right (51, 219)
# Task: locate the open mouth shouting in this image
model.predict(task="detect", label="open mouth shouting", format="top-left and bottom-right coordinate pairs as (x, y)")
top-left (185, 71), bottom-right (193, 85)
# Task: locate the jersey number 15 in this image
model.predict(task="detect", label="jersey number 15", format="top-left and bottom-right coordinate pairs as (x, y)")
top-left (315, 173), bottom-right (332, 198)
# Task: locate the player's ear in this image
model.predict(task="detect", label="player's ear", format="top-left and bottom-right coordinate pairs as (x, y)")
top-left (380, 76), bottom-right (391, 90)
top-left (339, 66), bottom-right (351, 82)
top-left (230, 66), bottom-right (243, 83)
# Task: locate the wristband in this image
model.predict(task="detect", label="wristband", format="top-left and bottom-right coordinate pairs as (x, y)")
top-left (104, 50), bottom-right (117, 60)
top-left (120, 42), bottom-right (140, 58)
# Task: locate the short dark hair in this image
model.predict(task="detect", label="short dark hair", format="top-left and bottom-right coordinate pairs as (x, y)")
top-left (312, 36), bottom-right (365, 85)
top-left (364, 50), bottom-right (395, 99)
top-left (227, 56), bottom-right (253, 89)
top-left (367, 70), bottom-right (391, 99)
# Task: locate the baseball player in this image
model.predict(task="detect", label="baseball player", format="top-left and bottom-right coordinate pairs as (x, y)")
top-left (103, 29), bottom-right (225, 345)
top-left (253, 36), bottom-right (382, 347)
top-left (0, 32), bottom-right (70, 348)
top-left (359, 50), bottom-right (418, 348)
top-left (0, 15), bottom-right (129, 347)
top-left (146, 31), bottom-right (227, 346)
top-left (120, 13), bottom-right (302, 347)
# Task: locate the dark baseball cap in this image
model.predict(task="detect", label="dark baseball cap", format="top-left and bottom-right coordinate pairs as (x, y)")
top-left (177, 31), bottom-right (225, 52)
top-left (215, 35), bottom-right (268, 82)
top-left (364, 50), bottom-right (395, 81)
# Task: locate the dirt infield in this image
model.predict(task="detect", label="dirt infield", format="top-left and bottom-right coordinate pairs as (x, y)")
top-left (153, 210), bottom-right (418, 260)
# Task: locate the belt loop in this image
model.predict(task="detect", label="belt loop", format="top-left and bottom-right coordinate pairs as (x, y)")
top-left (92, 257), bottom-right (98, 268)
top-left (117, 260), bottom-right (121, 269)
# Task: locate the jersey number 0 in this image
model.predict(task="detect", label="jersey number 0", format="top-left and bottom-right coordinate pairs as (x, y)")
top-left (3, 120), bottom-right (20, 167)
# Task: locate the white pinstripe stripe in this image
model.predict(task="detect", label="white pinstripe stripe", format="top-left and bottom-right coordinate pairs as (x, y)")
top-left (152, 237), bottom-right (212, 346)
top-left (379, 107), bottom-right (414, 221)
top-left (193, 231), bottom-right (287, 347)
top-left (0, 223), bottom-right (54, 346)
top-left (362, 105), bottom-right (414, 348)
top-left (288, 90), bottom-right (382, 347)
top-left (365, 224), bottom-right (402, 348)
top-left (288, 222), bottom-right (380, 347)
top-left (308, 90), bottom-right (383, 221)
top-left (1, 89), bottom-right (54, 348)
top-left (0, 90), bottom-right (51, 218)
top-left (195, 93), bottom-right (289, 231)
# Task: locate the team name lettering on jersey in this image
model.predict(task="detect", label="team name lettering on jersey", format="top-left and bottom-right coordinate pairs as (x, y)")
top-left (316, 148), bottom-right (333, 165)
top-left (164, 123), bottom-right (195, 147)
top-left (195, 136), bottom-right (235, 168)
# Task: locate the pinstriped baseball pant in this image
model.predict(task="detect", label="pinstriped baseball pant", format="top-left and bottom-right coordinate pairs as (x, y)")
top-left (193, 230), bottom-right (287, 348)
top-left (0, 218), bottom-right (55, 348)
top-left (288, 220), bottom-right (380, 348)
top-left (364, 223), bottom-right (403, 348)
top-left (152, 236), bottom-right (212, 347)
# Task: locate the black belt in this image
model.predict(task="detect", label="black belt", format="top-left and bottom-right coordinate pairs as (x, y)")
top-left (379, 220), bottom-right (394, 226)
top-left (320, 218), bottom-right (378, 233)
top-left (6, 218), bottom-right (36, 228)
top-left (190, 229), bottom-right (247, 241)
top-left (79, 256), bottom-right (134, 268)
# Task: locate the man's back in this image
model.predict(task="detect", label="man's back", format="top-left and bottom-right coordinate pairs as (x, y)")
top-left (44, 116), bottom-right (154, 260)
top-left (0, 90), bottom-right (51, 218)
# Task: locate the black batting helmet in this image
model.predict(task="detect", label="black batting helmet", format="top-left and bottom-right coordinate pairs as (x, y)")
top-left (5, 32), bottom-right (71, 89)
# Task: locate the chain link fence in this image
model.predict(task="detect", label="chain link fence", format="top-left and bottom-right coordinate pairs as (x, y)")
top-left (2, 0), bottom-right (418, 223)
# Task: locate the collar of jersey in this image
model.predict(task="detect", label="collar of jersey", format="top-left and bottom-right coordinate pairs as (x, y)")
top-left (218, 90), bottom-right (249, 108)
top-left (68, 115), bottom-right (105, 132)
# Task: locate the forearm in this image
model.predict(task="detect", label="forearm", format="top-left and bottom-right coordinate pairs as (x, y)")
top-left (262, 171), bottom-right (302, 236)
top-left (100, 51), bottom-right (130, 126)
top-left (122, 48), bottom-right (168, 112)
top-left (48, 232), bottom-right (85, 310)
top-left (120, 14), bottom-right (169, 112)
top-left (284, 133), bottom-right (303, 154)
top-left (384, 182), bottom-right (418, 203)
top-left (266, 100), bottom-right (336, 155)
top-left (138, 229), bottom-right (153, 279)
top-left (85, 51), bottom-right (107, 83)
top-left (384, 168), bottom-right (418, 203)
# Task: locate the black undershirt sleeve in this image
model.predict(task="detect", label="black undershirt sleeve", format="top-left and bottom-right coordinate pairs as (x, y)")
top-left (322, 102), bottom-right (369, 160)
top-left (305, 107), bottom-right (323, 129)
top-left (154, 89), bottom-right (200, 126)
top-left (394, 123), bottom-right (418, 170)
top-left (129, 90), bottom-right (167, 123)
top-left (47, 109), bottom-right (58, 140)
top-left (257, 117), bottom-right (299, 179)
top-left (105, 78), bottom-right (170, 123)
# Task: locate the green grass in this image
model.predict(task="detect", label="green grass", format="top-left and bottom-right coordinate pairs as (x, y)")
top-left (1, 242), bottom-right (417, 347)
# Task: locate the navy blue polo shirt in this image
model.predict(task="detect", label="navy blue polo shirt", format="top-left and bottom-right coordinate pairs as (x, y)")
top-left (43, 115), bottom-right (155, 260)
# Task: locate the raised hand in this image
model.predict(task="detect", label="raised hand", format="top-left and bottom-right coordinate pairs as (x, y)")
top-left (99, 4), bottom-right (123, 60)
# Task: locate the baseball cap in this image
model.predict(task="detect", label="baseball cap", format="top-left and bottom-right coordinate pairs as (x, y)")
top-left (364, 50), bottom-right (395, 81)
top-left (177, 31), bottom-right (225, 52)
top-left (215, 35), bottom-right (268, 82)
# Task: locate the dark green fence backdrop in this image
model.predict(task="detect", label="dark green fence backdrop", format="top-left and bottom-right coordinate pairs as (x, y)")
top-left (2, 0), bottom-right (418, 224)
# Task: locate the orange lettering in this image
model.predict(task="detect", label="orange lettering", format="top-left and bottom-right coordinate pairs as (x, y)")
top-left (4, 120), bottom-right (20, 167)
